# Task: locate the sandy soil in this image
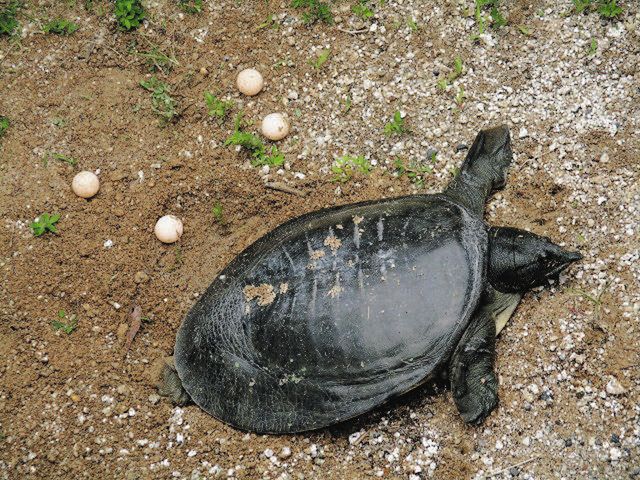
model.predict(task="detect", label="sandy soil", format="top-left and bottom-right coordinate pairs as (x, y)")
top-left (1, 0), bottom-right (639, 479)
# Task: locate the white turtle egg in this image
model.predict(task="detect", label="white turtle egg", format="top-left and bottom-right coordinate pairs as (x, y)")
top-left (236, 68), bottom-right (264, 96)
top-left (154, 215), bottom-right (183, 244)
top-left (71, 171), bottom-right (100, 198)
top-left (261, 113), bottom-right (290, 141)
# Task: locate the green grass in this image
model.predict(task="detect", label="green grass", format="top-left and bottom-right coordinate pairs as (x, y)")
top-left (114, 0), bottom-right (145, 30)
top-left (394, 157), bottom-right (434, 188)
top-left (332, 155), bottom-right (372, 182)
top-left (0, 116), bottom-right (9, 138)
top-left (136, 46), bottom-right (178, 73)
top-left (517, 24), bottom-right (532, 35)
top-left (52, 310), bottom-right (78, 334)
top-left (587, 38), bottom-right (598, 55)
top-left (406, 17), bottom-right (418, 32)
top-left (177, 0), bottom-right (203, 13)
top-left (30, 213), bottom-right (60, 237)
top-left (225, 118), bottom-right (285, 167)
top-left (454, 86), bottom-right (466, 107)
top-left (0, 1), bottom-right (21, 36)
top-left (43, 18), bottom-right (79, 35)
top-left (256, 14), bottom-right (278, 30)
top-left (309, 49), bottom-right (330, 69)
top-left (291, 0), bottom-right (333, 25)
top-left (204, 92), bottom-right (233, 120)
top-left (140, 77), bottom-right (178, 122)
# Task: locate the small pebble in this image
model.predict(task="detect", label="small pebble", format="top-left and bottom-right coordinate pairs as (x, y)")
top-left (72, 171), bottom-right (100, 199)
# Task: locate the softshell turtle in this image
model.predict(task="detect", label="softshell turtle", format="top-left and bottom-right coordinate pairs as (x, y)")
top-left (158, 126), bottom-right (582, 433)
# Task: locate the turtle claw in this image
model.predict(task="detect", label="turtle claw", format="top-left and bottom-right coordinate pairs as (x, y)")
top-left (455, 371), bottom-right (498, 425)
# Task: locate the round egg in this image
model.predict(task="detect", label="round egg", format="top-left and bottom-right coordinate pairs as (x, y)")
top-left (71, 171), bottom-right (100, 199)
top-left (155, 215), bottom-right (184, 244)
top-left (261, 113), bottom-right (290, 141)
top-left (236, 68), bottom-right (264, 96)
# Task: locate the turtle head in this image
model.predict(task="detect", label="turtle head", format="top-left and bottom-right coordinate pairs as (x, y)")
top-left (488, 227), bottom-right (583, 293)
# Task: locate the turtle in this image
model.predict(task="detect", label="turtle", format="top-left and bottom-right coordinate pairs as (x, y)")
top-left (158, 125), bottom-right (582, 434)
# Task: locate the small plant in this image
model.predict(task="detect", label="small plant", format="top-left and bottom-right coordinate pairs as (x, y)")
top-left (140, 77), bottom-right (178, 122)
top-left (0, 1), bottom-right (20, 36)
top-left (212, 201), bottom-right (225, 224)
top-left (309, 49), bottom-right (330, 69)
top-left (43, 18), bottom-right (79, 35)
top-left (332, 155), bottom-right (372, 182)
top-left (597, 0), bottom-right (622, 18)
top-left (342, 96), bottom-right (352, 114)
top-left (256, 14), bottom-right (278, 30)
top-left (437, 56), bottom-right (464, 90)
top-left (204, 92), bottom-right (233, 120)
top-left (474, 0), bottom-right (507, 35)
top-left (177, 0), bottom-right (203, 14)
top-left (572, 0), bottom-right (622, 18)
top-left (384, 110), bottom-right (409, 136)
top-left (45, 152), bottom-right (77, 166)
top-left (517, 24), bottom-right (532, 35)
top-left (0, 116), bottom-right (9, 138)
top-left (114, 0), bottom-right (145, 31)
top-left (225, 122), bottom-right (285, 168)
top-left (406, 17), bottom-right (418, 32)
top-left (30, 213), bottom-right (60, 237)
top-left (352, 0), bottom-right (374, 20)
top-left (136, 46), bottom-right (178, 73)
top-left (587, 38), bottom-right (598, 55)
top-left (291, 0), bottom-right (333, 25)
top-left (52, 310), bottom-right (78, 334)
top-left (394, 158), bottom-right (433, 188)
top-left (454, 86), bottom-right (466, 107)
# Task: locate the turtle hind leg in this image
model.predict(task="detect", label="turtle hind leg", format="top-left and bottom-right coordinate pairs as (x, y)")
top-left (157, 356), bottom-right (192, 406)
top-left (448, 302), bottom-right (498, 424)
top-left (444, 126), bottom-right (513, 215)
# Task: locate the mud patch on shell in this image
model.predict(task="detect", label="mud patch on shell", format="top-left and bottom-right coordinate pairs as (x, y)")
top-left (279, 283), bottom-right (289, 294)
top-left (324, 235), bottom-right (342, 254)
top-left (243, 283), bottom-right (276, 306)
top-left (353, 215), bottom-right (364, 225)
top-left (310, 249), bottom-right (326, 260)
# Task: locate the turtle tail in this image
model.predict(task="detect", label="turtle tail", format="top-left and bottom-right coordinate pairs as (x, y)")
top-left (157, 356), bottom-right (192, 406)
top-left (444, 125), bottom-right (513, 215)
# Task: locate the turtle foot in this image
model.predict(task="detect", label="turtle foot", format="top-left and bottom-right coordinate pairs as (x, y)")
top-left (453, 370), bottom-right (498, 425)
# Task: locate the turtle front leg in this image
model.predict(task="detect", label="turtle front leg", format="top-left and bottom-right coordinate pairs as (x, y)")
top-left (449, 304), bottom-right (498, 425)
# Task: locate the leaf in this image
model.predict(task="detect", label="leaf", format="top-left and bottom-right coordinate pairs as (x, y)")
top-left (123, 305), bottom-right (142, 354)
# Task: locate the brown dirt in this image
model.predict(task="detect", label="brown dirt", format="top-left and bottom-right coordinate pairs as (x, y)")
top-left (1, 1), bottom-right (639, 479)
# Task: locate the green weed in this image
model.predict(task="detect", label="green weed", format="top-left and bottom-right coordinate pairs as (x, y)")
top-left (332, 155), bottom-right (372, 182)
top-left (454, 86), bottom-right (466, 107)
top-left (136, 46), bottom-right (178, 73)
top-left (212, 201), bottom-right (225, 224)
top-left (309, 48), bottom-right (330, 69)
top-left (292, 0), bottom-right (333, 25)
top-left (177, 0), bottom-right (203, 13)
top-left (256, 14), bottom-right (278, 30)
top-left (587, 38), bottom-right (598, 55)
top-left (0, 116), bottom-right (9, 137)
top-left (43, 18), bottom-right (79, 35)
top-left (115, 0), bottom-right (145, 31)
top-left (573, 0), bottom-right (622, 18)
top-left (474, 0), bottom-right (507, 35)
top-left (225, 123), bottom-right (285, 168)
top-left (46, 152), bottom-right (77, 166)
top-left (384, 110), bottom-right (408, 136)
top-left (394, 158), bottom-right (433, 188)
top-left (140, 77), bottom-right (178, 122)
top-left (0, 1), bottom-right (21, 36)
top-left (517, 24), bottom-right (532, 35)
top-left (406, 17), bottom-right (418, 32)
top-left (204, 92), bottom-right (233, 120)
top-left (352, 0), bottom-right (374, 20)
top-left (52, 310), bottom-right (78, 334)
top-left (30, 213), bottom-right (60, 237)
top-left (437, 56), bottom-right (464, 90)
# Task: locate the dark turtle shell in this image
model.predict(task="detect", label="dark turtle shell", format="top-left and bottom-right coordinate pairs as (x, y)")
top-left (174, 194), bottom-right (487, 433)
